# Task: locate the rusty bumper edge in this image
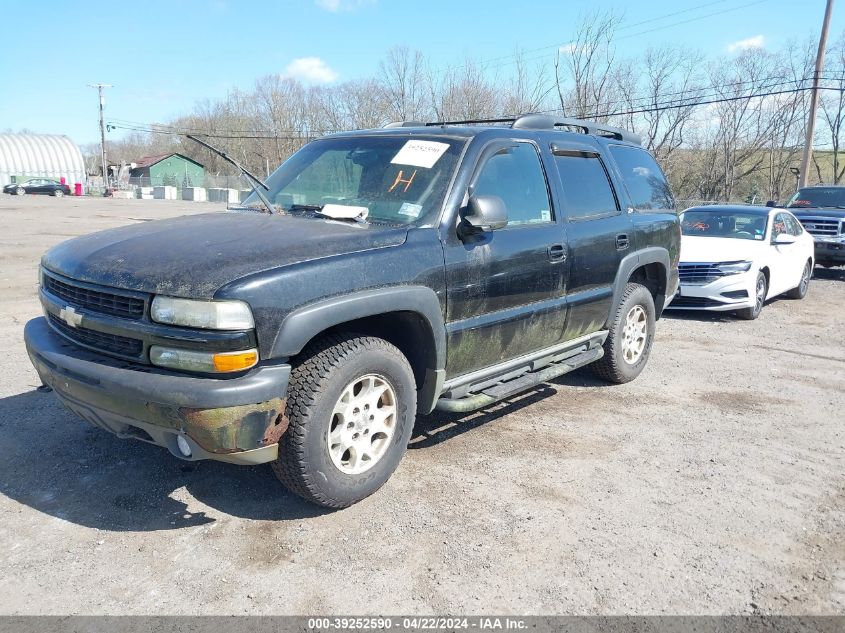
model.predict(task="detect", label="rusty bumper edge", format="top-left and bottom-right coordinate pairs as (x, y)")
top-left (25, 317), bottom-right (291, 464)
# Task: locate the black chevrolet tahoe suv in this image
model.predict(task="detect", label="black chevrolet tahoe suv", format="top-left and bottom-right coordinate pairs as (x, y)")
top-left (785, 185), bottom-right (845, 266)
top-left (24, 114), bottom-right (680, 508)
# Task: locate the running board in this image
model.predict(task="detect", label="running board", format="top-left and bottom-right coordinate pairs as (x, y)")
top-left (435, 345), bottom-right (604, 413)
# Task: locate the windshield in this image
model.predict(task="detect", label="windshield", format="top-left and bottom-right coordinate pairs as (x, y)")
top-left (787, 187), bottom-right (845, 209)
top-left (680, 209), bottom-right (768, 241)
top-left (243, 135), bottom-right (465, 225)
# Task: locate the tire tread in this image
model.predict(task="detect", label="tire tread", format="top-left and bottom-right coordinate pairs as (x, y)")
top-left (271, 333), bottom-right (412, 509)
top-left (591, 282), bottom-right (653, 384)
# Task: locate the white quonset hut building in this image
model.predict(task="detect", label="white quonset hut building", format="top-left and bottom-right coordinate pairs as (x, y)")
top-left (0, 133), bottom-right (86, 188)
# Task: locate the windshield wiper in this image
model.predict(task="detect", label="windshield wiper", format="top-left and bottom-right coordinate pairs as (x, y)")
top-left (185, 134), bottom-right (276, 215)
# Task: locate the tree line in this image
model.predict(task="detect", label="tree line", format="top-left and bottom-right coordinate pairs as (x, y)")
top-left (97, 13), bottom-right (845, 205)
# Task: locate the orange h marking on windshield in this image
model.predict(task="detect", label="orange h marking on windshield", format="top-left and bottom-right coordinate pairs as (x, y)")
top-left (388, 169), bottom-right (417, 193)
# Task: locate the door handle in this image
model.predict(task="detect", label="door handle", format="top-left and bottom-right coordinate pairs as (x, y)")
top-left (548, 244), bottom-right (566, 262)
top-left (616, 234), bottom-right (630, 250)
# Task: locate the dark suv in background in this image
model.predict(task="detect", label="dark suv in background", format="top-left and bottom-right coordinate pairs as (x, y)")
top-left (787, 185), bottom-right (845, 267)
top-left (25, 114), bottom-right (680, 508)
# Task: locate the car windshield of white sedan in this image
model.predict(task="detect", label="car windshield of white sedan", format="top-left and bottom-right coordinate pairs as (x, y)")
top-left (680, 210), bottom-right (767, 241)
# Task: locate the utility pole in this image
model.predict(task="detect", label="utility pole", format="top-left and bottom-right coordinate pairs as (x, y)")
top-left (88, 83), bottom-right (113, 190)
top-left (799, 0), bottom-right (835, 188)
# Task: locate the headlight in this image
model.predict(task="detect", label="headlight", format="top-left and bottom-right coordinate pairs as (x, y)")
top-left (716, 261), bottom-right (753, 275)
top-left (150, 346), bottom-right (258, 373)
top-left (151, 296), bottom-right (254, 330)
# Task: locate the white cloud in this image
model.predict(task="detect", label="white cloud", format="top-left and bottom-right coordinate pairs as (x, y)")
top-left (727, 35), bottom-right (765, 53)
top-left (315, 0), bottom-right (374, 12)
top-left (559, 43), bottom-right (577, 54)
top-left (283, 57), bottom-right (339, 84)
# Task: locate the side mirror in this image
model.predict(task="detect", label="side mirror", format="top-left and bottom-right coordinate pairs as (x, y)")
top-left (765, 200), bottom-right (777, 207)
top-left (461, 194), bottom-right (508, 236)
top-left (773, 233), bottom-right (797, 245)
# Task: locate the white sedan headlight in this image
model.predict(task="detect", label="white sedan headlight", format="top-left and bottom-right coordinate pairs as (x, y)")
top-left (715, 261), bottom-right (753, 275)
top-left (150, 296), bottom-right (254, 330)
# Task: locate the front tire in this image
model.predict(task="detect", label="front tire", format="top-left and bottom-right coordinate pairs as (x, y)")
top-left (272, 333), bottom-right (417, 509)
top-left (15, 187), bottom-right (25, 196)
top-left (592, 282), bottom-right (656, 384)
top-left (786, 260), bottom-right (812, 299)
top-left (736, 271), bottom-right (767, 320)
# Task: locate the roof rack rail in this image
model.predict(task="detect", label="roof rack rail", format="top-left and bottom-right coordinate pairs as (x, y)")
top-left (383, 121), bottom-right (426, 128)
top-left (424, 117), bottom-right (516, 127)
top-left (423, 113), bottom-right (641, 145)
top-left (512, 114), bottom-right (641, 145)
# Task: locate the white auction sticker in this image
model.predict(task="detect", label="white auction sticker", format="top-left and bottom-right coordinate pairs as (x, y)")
top-left (390, 140), bottom-right (450, 169)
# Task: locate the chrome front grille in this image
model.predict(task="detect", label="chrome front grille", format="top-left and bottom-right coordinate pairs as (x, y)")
top-left (798, 217), bottom-right (842, 237)
top-left (678, 263), bottom-right (725, 285)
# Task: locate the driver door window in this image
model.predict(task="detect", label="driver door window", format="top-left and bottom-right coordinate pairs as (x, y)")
top-left (473, 142), bottom-right (553, 226)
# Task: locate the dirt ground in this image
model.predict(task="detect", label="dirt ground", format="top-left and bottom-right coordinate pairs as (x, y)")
top-left (0, 195), bottom-right (842, 615)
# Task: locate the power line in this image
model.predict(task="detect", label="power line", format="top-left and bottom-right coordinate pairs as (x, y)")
top-left (107, 117), bottom-right (336, 136)
top-left (587, 83), bottom-right (844, 120)
top-left (106, 122), bottom-right (316, 141)
top-left (525, 72), bottom-right (845, 120)
top-left (528, 75), bottom-right (809, 119)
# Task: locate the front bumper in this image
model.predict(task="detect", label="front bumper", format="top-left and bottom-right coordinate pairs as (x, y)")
top-left (666, 271), bottom-right (755, 312)
top-left (25, 317), bottom-right (290, 465)
top-left (813, 238), bottom-right (845, 264)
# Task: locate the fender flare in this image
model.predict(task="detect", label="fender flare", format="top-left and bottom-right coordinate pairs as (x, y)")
top-left (270, 285), bottom-right (446, 370)
top-left (608, 247), bottom-right (671, 325)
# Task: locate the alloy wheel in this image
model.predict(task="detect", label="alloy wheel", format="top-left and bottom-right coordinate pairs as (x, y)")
top-left (755, 274), bottom-right (766, 313)
top-left (621, 305), bottom-right (648, 364)
top-left (326, 374), bottom-right (397, 475)
top-left (799, 262), bottom-right (811, 294)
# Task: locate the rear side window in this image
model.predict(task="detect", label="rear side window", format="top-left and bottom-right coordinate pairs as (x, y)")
top-left (554, 154), bottom-right (619, 220)
top-left (609, 145), bottom-right (674, 211)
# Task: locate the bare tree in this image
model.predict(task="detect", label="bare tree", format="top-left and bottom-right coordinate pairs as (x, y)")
top-left (554, 11), bottom-right (623, 120)
top-left (379, 46), bottom-right (428, 122)
top-left (500, 50), bottom-right (553, 115)
top-left (818, 33), bottom-right (845, 184)
top-left (428, 59), bottom-right (499, 121)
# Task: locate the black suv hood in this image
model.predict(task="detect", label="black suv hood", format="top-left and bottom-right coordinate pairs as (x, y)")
top-left (42, 213), bottom-right (408, 299)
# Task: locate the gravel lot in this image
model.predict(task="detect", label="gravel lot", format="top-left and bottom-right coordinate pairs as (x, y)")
top-left (0, 195), bottom-right (843, 615)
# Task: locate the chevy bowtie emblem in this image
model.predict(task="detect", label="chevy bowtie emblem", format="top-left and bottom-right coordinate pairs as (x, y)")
top-left (59, 306), bottom-right (83, 328)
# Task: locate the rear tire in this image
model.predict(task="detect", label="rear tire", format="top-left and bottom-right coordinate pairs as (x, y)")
top-left (592, 282), bottom-right (656, 384)
top-left (736, 271), bottom-right (767, 320)
top-left (53, 189), bottom-right (64, 197)
top-left (272, 333), bottom-right (416, 509)
top-left (785, 260), bottom-right (812, 299)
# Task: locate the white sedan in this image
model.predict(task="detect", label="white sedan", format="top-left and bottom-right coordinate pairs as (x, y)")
top-left (667, 205), bottom-right (815, 319)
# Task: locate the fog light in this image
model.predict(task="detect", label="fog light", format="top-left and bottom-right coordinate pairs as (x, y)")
top-left (176, 434), bottom-right (192, 457)
top-left (150, 346), bottom-right (258, 373)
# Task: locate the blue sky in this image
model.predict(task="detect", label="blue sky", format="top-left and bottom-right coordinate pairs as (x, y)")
top-left (0, 0), bottom-right (840, 144)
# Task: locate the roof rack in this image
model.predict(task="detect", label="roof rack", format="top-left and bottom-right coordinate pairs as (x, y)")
top-left (409, 113), bottom-right (641, 145)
